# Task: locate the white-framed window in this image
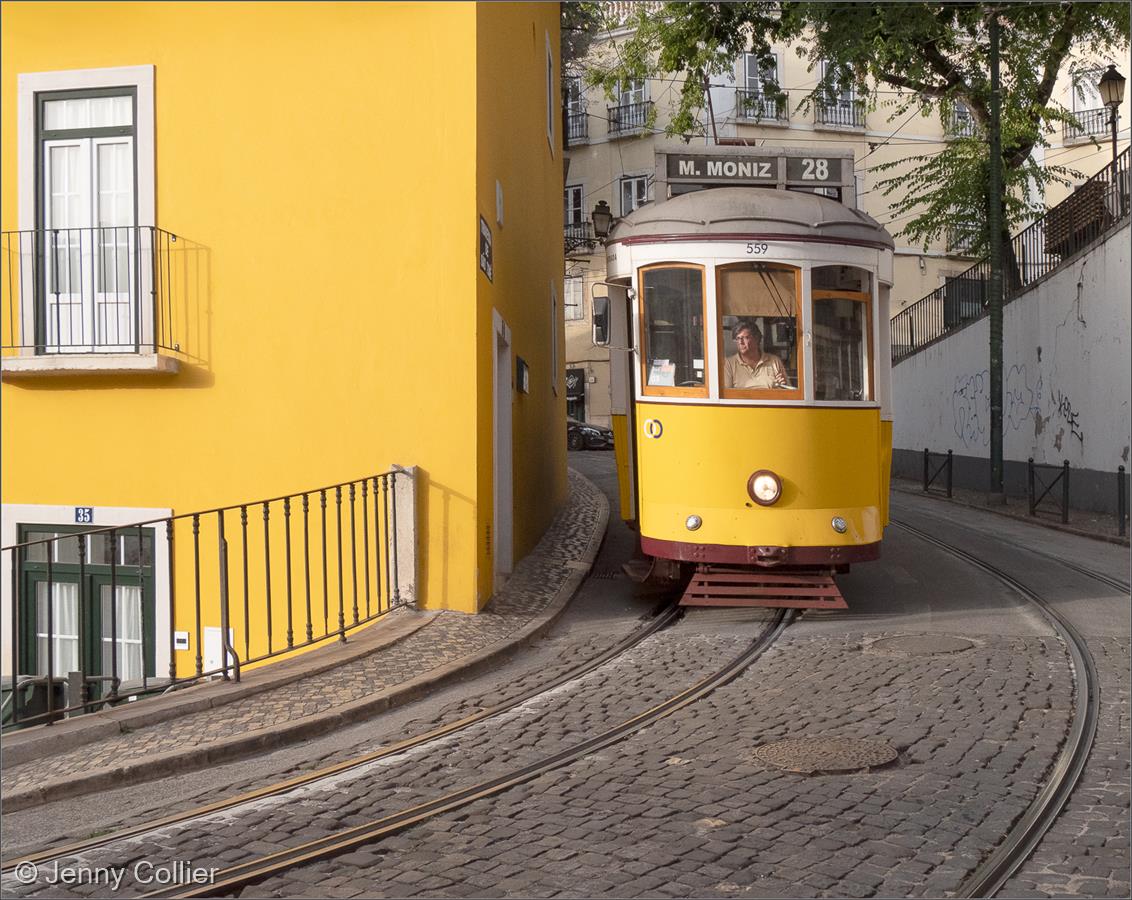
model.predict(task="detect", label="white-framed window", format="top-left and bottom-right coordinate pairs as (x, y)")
top-left (1072, 68), bottom-right (1104, 112)
top-left (620, 175), bottom-right (649, 217)
top-left (564, 274), bottom-right (584, 321)
top-left (15, 66), bottom-right (155, 357)
top-left (546, 31), bottom-right (555, 155)
top-left (617, 79), bottom-right (647, 106)
top-left (821, 61), bottom-right (856, 106)
top-left (564, 184), bottom-right (584, 227)
top-left (743, 53), bottom-right (780, 95)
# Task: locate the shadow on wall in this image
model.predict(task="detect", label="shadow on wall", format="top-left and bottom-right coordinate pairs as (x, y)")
top-left (413, 467), bottom-right (479, 613)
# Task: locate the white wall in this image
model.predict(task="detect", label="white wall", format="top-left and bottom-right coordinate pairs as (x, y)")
top-left (893, 222), bottom-right (1130, 476)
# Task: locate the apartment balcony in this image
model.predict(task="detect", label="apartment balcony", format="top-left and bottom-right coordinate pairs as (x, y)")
top-left (735, 89), bottom-right (789, 125)
top-left (565, 222), bottom-right (598, 257)
top-left (565, 110), bottom-right (589, 146)
top-left (947, 108), bottom-right (980, 138)
top-left (1065, 107), bottom-right (1110, 143)
top-left (815, 98), bottom-right (866, 130)
top-left (607, 100), bottom-right (653, 137)
top-left (2, 226), bottom-right (190, 376)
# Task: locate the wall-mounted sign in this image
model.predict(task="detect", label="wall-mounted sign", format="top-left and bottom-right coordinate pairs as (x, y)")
top-left (784, 156), bottom-right (842, 184)
top-left (565, 367), bottom-right (585, 399)
top-left (74, 507), bottom-right (94, 523)
top-left (516, 356), bottom-right (529, 393)
top-left (479, 216), bottom-right (493, 282)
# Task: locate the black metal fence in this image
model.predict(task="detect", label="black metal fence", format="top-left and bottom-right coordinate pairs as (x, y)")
top-left (736, 89), bottom-right (788, 123)
top-left (892, 147), bottom-right (1129, 362)
top-left (2, 469), bottom-right (412, 730)
top-left (565, 222), bottom-right (597, 256)
top-left (2, 226), bottom-right (189, 356)
top-left (1028, 459), bottom-right (1071, 524)
top-left (922, 448), bottom-right (954, 498)
top-left (608, 100), bottom-right (653, 135)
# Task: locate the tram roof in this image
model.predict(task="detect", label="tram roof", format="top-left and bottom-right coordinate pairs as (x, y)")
top-left (608, 187), bottom-right (895, 250)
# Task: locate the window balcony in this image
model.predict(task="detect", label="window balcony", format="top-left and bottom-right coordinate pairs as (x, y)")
top-left (947, 108), bottom-right (980, 138)
top-left (565, 222), bottom-right (598, 256)
top-left (608, 100), bottom-right (654, 137)
top-left (565, 110), bottom-right (589, 146)
top-left (815, 98), bottom-right (866, 130)
top-left (2, 226), bottom-right (187, 377)
top-left (736, 89), bottom-right (789, 124)
top-left (1065, 107), bottom-right (1110, 143)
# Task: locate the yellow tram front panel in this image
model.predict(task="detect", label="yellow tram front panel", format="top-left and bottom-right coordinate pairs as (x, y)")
top-left (635, 403), bottom-right (885, 551)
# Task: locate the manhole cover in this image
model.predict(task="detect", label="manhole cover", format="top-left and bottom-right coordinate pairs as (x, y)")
top-left (754, 737), bottom-right (898, 774)
top-left (868, 635), bottom-right (974, 655)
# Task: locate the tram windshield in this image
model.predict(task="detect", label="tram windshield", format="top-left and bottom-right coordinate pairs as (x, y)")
top-left (812, 266), bottom-right (871, 401)
top-left (717, 263), bottom-right (801, 398)
top-left (639, 265), bottom-right (706, 394)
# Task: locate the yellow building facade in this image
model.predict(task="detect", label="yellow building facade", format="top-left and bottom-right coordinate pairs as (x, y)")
top-left (1, 2), bottom-right (566, 696)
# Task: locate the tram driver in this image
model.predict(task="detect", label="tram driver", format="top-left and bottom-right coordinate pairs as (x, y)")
top-left (723, 320), bottom-right (788, 389)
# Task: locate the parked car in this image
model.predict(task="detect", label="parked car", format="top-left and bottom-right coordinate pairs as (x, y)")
top-left (567, 418), bottom-right (614, 451)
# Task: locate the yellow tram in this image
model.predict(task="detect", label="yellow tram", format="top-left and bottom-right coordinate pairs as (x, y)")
top-left (594, 181), bottom-right (896, 609)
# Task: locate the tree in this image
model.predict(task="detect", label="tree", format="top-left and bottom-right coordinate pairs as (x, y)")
top-left (578, 1), bottom-right (1129, 256)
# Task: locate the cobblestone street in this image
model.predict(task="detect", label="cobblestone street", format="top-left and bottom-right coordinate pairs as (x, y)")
top-left (2, 456), bottom-right (1127, 899)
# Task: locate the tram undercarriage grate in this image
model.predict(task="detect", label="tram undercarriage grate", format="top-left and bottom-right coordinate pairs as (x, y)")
top-left (680, 565), bottom-right (848, 610)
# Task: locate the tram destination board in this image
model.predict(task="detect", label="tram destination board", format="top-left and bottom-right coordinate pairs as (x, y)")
top-left (665, 153), bottom-right (844, 186)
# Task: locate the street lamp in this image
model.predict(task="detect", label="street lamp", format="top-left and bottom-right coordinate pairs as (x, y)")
top-left (591, 200), bottom-right (613, 241)
top-left (1098, 64), bottom-right (1126, 172)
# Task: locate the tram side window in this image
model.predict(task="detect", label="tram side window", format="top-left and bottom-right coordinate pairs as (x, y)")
top-left (640, 266), bottom-right (706, 391)
top-left (717, 263), bottom-right (800, 395)
top-left (812, 265), bottom-right (871, 401)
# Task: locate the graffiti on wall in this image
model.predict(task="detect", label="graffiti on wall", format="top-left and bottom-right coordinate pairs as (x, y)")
top-left (950, 362), bottom-right (1083, 452)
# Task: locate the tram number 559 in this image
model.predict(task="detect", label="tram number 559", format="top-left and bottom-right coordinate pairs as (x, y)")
top-left (746, 242), bottom-right (769, 255)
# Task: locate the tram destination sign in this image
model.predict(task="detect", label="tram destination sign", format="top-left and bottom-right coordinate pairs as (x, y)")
top-left (666, 153), bottom-right (843, 185)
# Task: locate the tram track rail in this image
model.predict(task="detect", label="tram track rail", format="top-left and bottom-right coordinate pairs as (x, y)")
top-left (2, 600), bottom-right (685, 877)
top-left (892, 518), bottom-right (1101, 899)
top-left (145, 607), bottom-right (794, 899)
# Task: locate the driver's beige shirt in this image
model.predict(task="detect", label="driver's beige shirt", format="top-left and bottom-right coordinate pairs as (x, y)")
top-left (723, 352), bottom-right (787, 389)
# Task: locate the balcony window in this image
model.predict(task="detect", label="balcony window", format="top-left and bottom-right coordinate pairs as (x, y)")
top-left (564, 76), bottom-right (588, 145)
top-left (564, 275), bottom-right (584, 321)
top-left (816, 64), bottom-right (865, 129)
top-left (737, 54), bottom-right (786, 122)
top-left (1065, 107), bottom-right (1109, 142)
top-left (608, 80), bottom-right (651, 136)
top-left (620, 176), bottom-right (649, 217)
top-left (948, 102), bottom-right (979, 138)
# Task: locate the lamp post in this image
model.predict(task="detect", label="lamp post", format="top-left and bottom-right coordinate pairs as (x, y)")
top-left (1098, 64), bottom-right (1126, 215)
top-left (591, 200), bottom-right (613, 242)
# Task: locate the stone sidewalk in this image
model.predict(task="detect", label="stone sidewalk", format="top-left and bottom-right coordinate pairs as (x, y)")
top-left (0, 469), bottom-right (608, 812)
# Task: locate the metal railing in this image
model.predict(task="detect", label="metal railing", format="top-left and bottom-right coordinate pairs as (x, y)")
top-left (816, 98), bottom-right (865, 129)
top-left (948, 107), bottom-right (979, 138)
top-left (923, 448), bottom-right (954, 498)
top-left (1065, 107), bottom-right (1110, 142)
top-left (1028, 459), bottom-right (1071, 524)
top-left (608, 100), bottom-right (653, 135)
top-left (2, 226), bottom-right (189, 356)
top-left (892, 147), bottom-right (1129, 362)
top-left (736, 89), bottom-right (788, 123)
top-left (565, 110), bottom-right (589, 145)
top-left (565, 222), bottom-right (597, 256)
top-left (2, 469), bottom-right (412, 730)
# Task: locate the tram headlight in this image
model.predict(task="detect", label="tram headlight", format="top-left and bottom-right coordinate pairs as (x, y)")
top-left (747, 470), bottom-right (782, 506)
top-left (831, 516), bottom-right (848, 533)
top-left (685, 515), bottom-right (702, 531)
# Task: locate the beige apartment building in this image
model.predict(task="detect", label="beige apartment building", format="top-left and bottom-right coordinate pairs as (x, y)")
top-left (563, 29), bottom-right (1129, 427)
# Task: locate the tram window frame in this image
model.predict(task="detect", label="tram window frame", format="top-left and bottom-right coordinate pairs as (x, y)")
top-left (811, 288), bottom-right (873, 402)
top-left (716, 262), bottom-right (804, 401)
top-left (637, 262), bottom-right (709, 399)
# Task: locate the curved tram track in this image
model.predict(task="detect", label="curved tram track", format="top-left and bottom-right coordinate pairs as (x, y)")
top-left (1, 601), bottom-right (682, 877)
top-left (892, 518), bottom-right (1108, 899)
top-left (151, 608), bottom-right (794, 899)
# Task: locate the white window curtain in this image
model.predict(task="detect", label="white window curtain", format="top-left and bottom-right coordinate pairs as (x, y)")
top-left (35, 581), bottom-right (80, 677)
top-left (102, 584), bottom-right (144, 682)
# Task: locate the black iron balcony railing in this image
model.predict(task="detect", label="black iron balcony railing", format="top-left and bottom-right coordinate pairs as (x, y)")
top-left (608, 100), bottom-right (653, 135)
top-left (892, 147), bottom-right (1128, 362)
top-left (816, 98), bottom-right (866, 129)
top-left (736, 89), bottom-right (788, 123)
top-left (565, 221), bottom-right (597, 256)
top-left (2, 226), bottom-right (186, 356)
top-left (1065, 107), bottom-right (1110, 142)
top-left (2, 469), bottom-right (414, 731)
top-left (565, 110), bottom-right (589, 145)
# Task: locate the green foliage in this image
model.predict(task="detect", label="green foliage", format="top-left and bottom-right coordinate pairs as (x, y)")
top-left (572, 1), bottom-right (1129, 247)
